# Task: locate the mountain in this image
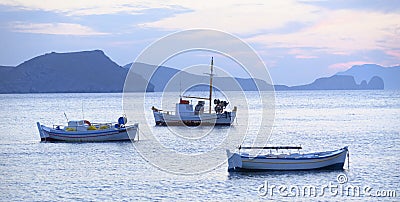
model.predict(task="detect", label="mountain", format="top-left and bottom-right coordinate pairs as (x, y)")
top-left (336, 64), bottom-right (400, 90)
top-left (124, 62), bottom-right (273, 92)
top-left (126, 62), bottom-right (387, 92)
top-left (1, 50), bottom-right (392, 93)
top-left (0, 50), bottom-right (154, 93)
top-left (126, 62), bottom-right (384, 91)
top-left (274, 75), bottom-right (384, 90)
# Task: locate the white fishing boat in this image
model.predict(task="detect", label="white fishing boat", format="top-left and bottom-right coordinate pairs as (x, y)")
top-left (227, 146), bottom-right (349, 171)
top-left (152, 57), bottom-right (237, 126)
top-left (37, 116), bottom-right (138, 142)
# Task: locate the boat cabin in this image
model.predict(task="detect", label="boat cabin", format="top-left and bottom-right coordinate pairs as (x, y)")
top-left (65, 120), bottom-right (90, 131)
top-left (175, 98), bottom-right (229, 116)
top-left (176, 98), bottom-right (195, 116)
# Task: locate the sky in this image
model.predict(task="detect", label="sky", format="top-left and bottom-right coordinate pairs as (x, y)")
top-left (0, 0), bottom-right (399, 85)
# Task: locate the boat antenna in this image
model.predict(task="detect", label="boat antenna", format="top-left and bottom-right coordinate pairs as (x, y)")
top-left (64, 112), bottom-right (69, 122)
top-left (208, 57), bottom-right (214, 113)
top-left (179, 77), bottom-right (182, 97)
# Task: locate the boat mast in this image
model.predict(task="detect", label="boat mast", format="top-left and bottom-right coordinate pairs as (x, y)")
top-left (209, 57), bottom-right (213, 114)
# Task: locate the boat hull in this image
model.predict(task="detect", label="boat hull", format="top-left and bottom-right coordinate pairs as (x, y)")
top-left (227, 146), bottom-right (348, 171)
top-left (37, 122), bottom-right (138, 142)
top-left (153, 111), bottom-right (236, 126)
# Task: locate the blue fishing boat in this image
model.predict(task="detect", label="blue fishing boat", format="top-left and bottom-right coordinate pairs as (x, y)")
top-left (37, 116), bottom-right (138, 142)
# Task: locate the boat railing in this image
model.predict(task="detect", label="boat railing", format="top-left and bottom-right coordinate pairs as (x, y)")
top-left (238, 145), bottom-right (302, 154)
top-left (238, 146), bottom-right (302, 150)
top-left (90, 122), bottom-right (115, 125)
top-left (152, 106), bottom-right (175, 115)
top-left (52, 122), bottom-right (119, 130)
top-left (163, 111), bottom-right (175, 115)
top-left (52, 124), bottom-right (64, 129)
top-left (91, 122), bottom-right (114, 127)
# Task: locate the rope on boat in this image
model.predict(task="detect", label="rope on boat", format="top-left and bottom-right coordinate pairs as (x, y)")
top-left (137, 126), bottom-right (147, 142)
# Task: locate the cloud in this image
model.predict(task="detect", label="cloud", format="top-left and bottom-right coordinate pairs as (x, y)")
top-left (385, 50), bottom-right (400, 61)
top-left (137, 1), bottom-right (400, 67)
top-left (0, 0), bottom-right (181, 16)
top-left (140, 0), bottom-right (321, 34)
top-left (288, 48), bottom-right (318, 59)
top-left (300, 0), bottom-right (400, 13)
top-left (248, 10), bottom-right (400, 54)
top-left (11, 22), bottom-right (108, 36)
top-left (328, 61), bottom-right (373, 71)
top-left (295, 55), bottom-right (318, 59)
top-left (2, 0), bottom-right (399, 68)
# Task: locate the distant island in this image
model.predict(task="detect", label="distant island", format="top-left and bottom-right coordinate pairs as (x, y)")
top-left (124, 62), bottom-right (273, 92)
top-left (0, 50), bottom-right (153, 93)
top-left (336, 64), bottom-right (399, 90)
top-left (0, 50), bottom-right (397, 94)
top-left (126, 63), bottom-right (384, 92)
top-left (274, 75), bottom-right (384, 90)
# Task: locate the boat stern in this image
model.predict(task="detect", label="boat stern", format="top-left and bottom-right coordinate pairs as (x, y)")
top-left (226, 149), bottom-right (242, 171)
top-left (125, 123), bottom-right (139, 141)
top-left (152, 108), bottom-right (165, 126)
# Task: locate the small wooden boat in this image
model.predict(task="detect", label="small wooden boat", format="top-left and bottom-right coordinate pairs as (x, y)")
top-left (37, 116), bottom-right (138, 142)
top-left (151, 57), bottom-right (237, 126)
top-left (227, 146), bottom-right (348, 171)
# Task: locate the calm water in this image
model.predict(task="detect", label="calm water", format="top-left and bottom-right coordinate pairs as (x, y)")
top-left (0, 91), bottom-right (399, 201)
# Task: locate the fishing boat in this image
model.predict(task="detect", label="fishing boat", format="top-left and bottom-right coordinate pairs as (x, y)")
top-left (226, 146), bottom-right (349, 171)
top-left (152, 57), bottom-right (237, 126)
top-left (37, 116), bottom-right (138, 142)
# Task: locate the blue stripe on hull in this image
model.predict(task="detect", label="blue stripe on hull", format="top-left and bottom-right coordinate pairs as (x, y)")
top-left (229, 162), bottom-right (345, 172)
top-left (41, 137), bottom-right (132, 142)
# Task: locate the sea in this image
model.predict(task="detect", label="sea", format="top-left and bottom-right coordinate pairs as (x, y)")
top-left (0, 90), bottom-right (399, 201)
